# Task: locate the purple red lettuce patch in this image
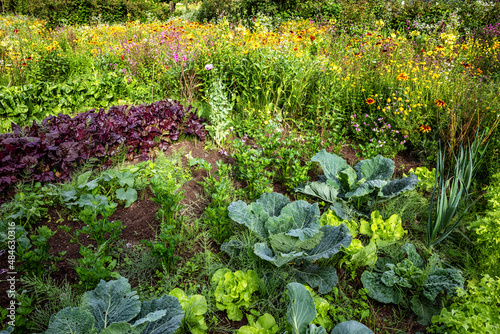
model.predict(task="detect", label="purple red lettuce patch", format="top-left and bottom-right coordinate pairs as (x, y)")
top-left (0, 99), bottom-right (206, 196)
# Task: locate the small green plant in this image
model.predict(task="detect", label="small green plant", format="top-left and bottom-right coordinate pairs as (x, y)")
top-left (429, 274), bottom-right (500, 334)
top-left (200, 161), bottom-right (235, 244)
top-left (303, 285), bottom-right (333, 331)
top-left (169, 288), bottom-right (208, 334)
top-left (404, 167), bottom-right (436, 192)
top-left (141, 224), bottom-right (180, 272)
top-left (19, 225), bottom-right (61, 276)
top-left (359, 211), bottom-right (406, 247)
top-left (237, 313), bottom-right (279, 334)
top-left (361, 243), bottom-right (464, 325)
top-left (211, 268), bottom-right (260, 321)
top-left (231, 138), bottom-right (274, 200)
top-left (74, 244), bottom-right (119, 290)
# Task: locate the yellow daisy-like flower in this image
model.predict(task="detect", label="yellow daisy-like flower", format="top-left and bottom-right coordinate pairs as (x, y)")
top-left (434, 99), bottom-right (447, 108)
top-left (396, 72), bottom-right (409, 81)
top-left (365, 98), bottom-right (375, 105)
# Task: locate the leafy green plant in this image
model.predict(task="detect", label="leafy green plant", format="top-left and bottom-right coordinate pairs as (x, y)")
top-left (141, 224), bottom-right (180, 272)
top-left (359, 211), bottom-right (406, 247)
top-left (73, 219), bottom-right (125, 249)
top-left (200, 161), bottom-right (235, 244)
top-left (304, 285), bottom-right (333, 331)
top-left (237, 313), bottom-right (279, 334)
top-left (211, 268), bottom-right (260, 321)
top-left (205, 67), bottom-right (233, 147)
top-left (0, 182), bottom-right (50, 227)
top-left (40, 276), bottom-right (184, 334)
top-left (429, 274), bottom-right (500, 334)
top-left (468, 172), bottom-right (500, 277)
top-left (169, 288), bottom-right (208, 334)
top-left (19, 225), bottom-right (62, 276)
top-left (361, 243), bottom-right (464, 325)
top-left (74, 244), bottom-right (120, 290)
top-left (231, 138), bottom-right (274, 200)
top-left (285, 283), bottom-right (374, 334)
top-left (404, 167), bottom-right (436, 192)
top-left (296, 150), bottom-right (418, 219)
top-left (427, 136), bottom-right (486, 247)
top-left (225, 192), bottom-right (352, 293)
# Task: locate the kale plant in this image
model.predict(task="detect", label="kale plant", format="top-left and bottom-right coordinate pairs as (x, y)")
top-left (224, 192), bottom-right (352, 293)
top-left (361, 244), bottom-right (464, 325)
top-left (296, 150), bottom-right (418, 219)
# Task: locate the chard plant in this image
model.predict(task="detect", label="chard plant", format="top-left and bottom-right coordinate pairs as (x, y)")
top-left (296, 150), bottom-right (418, 219)
top-left (224, 192), bottom-right (352, 293)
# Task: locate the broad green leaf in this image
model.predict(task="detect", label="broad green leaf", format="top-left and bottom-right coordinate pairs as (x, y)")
top-left (338, 167), bottom-right (357, 192)
top-left (311, 150), bottom-right (350, 180)
top-left (354, 155), bottom-right (394, 181)
top-left (45, 307), bottom-right (95, 334)
top-left (116, 187), bottom-right (138, 208)
top-left (402, 244), bottom-right (424, 268)
top-left (116, 171), bottom-right (136, 187)
top-left (254, 242), bottom-right (304, 267)
top-left (265, 201), bottom-right (320, 240)
top-left (295, 182), bottom-right (340, 204)
top-left (61, 190), bottom-right (77, 202)
top-left (380, 174), bottom-right (418, 198)
top-left (345, 180), bottom-right (386, 200)
top-left (82, 277), bottom-right (141, 330)
top-left (77, 171), bottom-right (92, 186)
top-left (270, 232), bottom-right (323, 254)
top-left (303, 225), bottom-right (352, 262)
top-left (294, 264), bottom-right (339, 294)
top-left (360, 271), bottom-right (403, 304)
top-left (228, 200), bottom-right (270, 239)
top-left (308, 324), bottom-right (328, 334)
top-left (256, 192), bottom-right (291, 217)
top-left (138, 294), bottom-right (184, 334)
top-left (286, 283), bottom-right (317, 334)
top-left (100, 322), bottom-right (147, 334)
top-left (331, 320), bottom-right (374, 334)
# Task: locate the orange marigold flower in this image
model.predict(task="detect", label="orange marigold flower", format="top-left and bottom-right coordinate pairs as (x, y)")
top-left (310, 35), bottom-right (316, 41)
top-left (396, 72), bottom-right (409, 81)
top-left (366, 98), bottom-right (375, 105)
top-left (434, 99), bottom-right (447, 108)
top-left (419, 125), bottom-right (432, 133)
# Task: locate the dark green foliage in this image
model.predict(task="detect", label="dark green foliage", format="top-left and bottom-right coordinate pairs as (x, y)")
top-left (3, 0), bottom-right (169, 27)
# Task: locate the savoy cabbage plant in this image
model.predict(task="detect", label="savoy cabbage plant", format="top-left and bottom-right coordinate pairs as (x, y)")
top-left (295, 150), bottom-right (418, 219)
top-left (40, 276), bottom-right (184, 334)
top-left (225, 192), bottom-right (352, 293)
top-left (361, 244), bottom-right (464, 325)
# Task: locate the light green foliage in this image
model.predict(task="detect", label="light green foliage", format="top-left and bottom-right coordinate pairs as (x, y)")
top-left (321, 210), bottom-right (377, 273)
top-left (206, 69), bottom-right (233, 147)
top-left (169, 288), bottom-right (208, 334)
top-left (42, 276), bottom-right (184, 334)
top-left (200, 160), bottom-right (235, 244)
top-left (211, 268), bottom-right (260, 321)
top-left (286, 283), bottom-right (317, 334)
top-left (75, 245), bottom-right (120, 289)
top-left (330, 321), bottom-right (374, 334)
top-left (304, 285), bottom-right (333, 331)
top-left (320, 210), bottom-right (358, 238)
top-left (237, 313), bottom-right (279, 334)
top-left (468, 172), bottom-right (500, 277)
top-left (361, 244), bottom-right (464, 325)
top-left (325, 287), bottom-right (371, 325)
top-left (359, 211), bottom-right (406, 247)
top-left (405, 167), bottom-right (436, 192)
top-left (296, 150), bottom-right (418, 219)
top-left (225, 192), bottom-right (352, 293)
top-left (430, 275), bottom-right (500, 334)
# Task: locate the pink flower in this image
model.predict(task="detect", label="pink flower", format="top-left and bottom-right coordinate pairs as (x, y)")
top-left (205, 64), bottom-right (214, 70)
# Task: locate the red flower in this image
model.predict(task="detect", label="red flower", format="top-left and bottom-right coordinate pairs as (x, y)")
top-left (13, 29), bottom-right (19, 33)
top-left (121, 54), bottom-right (124, 60)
